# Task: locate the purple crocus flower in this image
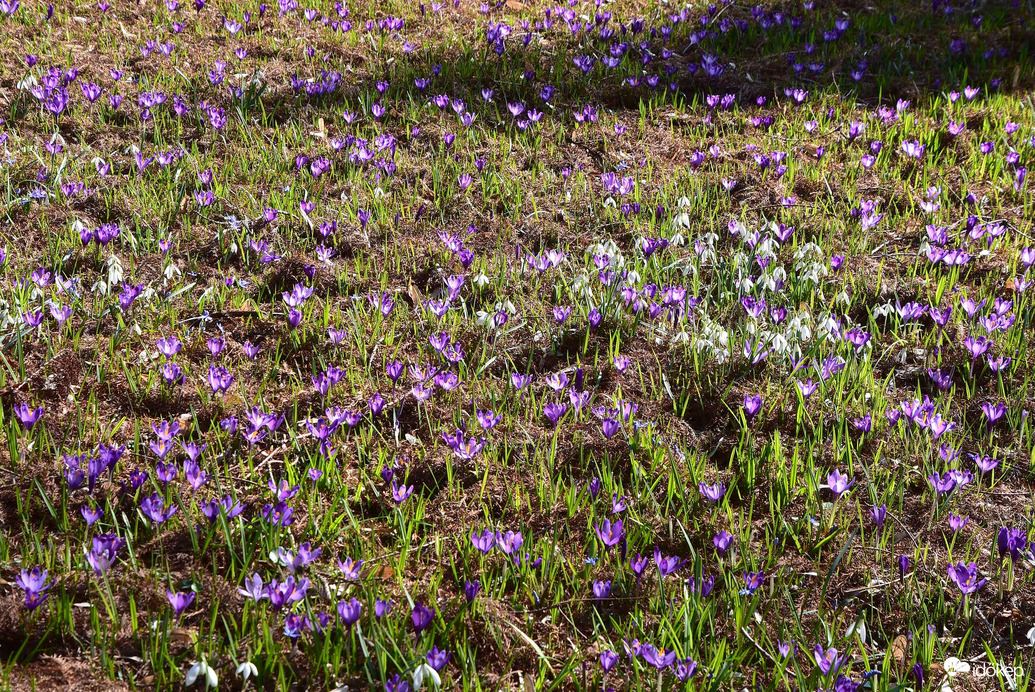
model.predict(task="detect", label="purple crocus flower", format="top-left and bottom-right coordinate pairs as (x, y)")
top-left (826, 470), bottom-right (854, 497)
top-left (140, 494), bottom-right (177, 524)
top-left (411, 602), bottom-right (435, 633)
top-left (594, 519), bottom-right (624, 548)
top-left (900, 140), bottom-right (925, 159)
top-left (391, 481), bottom-right (414, 504)
top-left (699, 482), bottom-right (726, 503)
top-left (898, 555), bottom-right (910, 580)
top-left (375, 598), bottom-right (394, 618)
top-left (713, 530), bottom-right (734, 554)
top-left (653, 547), bottom-right (685, 577)
top-left (87, 534), bottom-right (125, 576)
top-left (742, 394), bottom-right (762, 420)
top-left (471, 529), bottom-right (495, 553)
top-left (238, 574), bottom-right (265, 601)
top-left (14, 403), bottom-right (45, 430)
top-left (997, 527), bottom-right (1027, 562)
top-left (206, 365), bottom-right (234, 394)
top-left (426, 646), bottom-right (452, 672)
top-left (337, 597), bottom-right (362, 626)
top-left (981, 401), bottom-right (1006, 428)
top-left (543, 403), bottom-right (568, 426)
top-left (741, 570), bottom-right (764, 594)
top-left (947, 514), bottom-right (969, 532)
top-left (265, 576), bottom-right (309, 610)
top-left (813, 645), bottom-right (846, 676)
top-left (630, 553), bottom-right (649, 580)
top-left (16, 567), bottom-right (51, 611)
top-left (510, 373), bottom-right (533, 391)
top-left (946, 561), bottom-right (986, 595)
top-left (166, 589), bottom-right (196, 618)
top-left (639, 644), bottom-right (677, 670)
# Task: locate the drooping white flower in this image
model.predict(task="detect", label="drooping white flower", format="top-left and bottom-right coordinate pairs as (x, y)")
top-left (412, 662), bottom-right (441, 691)
top-left (236, 661), bottom-right (258, 680)
top-left (185, 660), bottom-right (218, 688)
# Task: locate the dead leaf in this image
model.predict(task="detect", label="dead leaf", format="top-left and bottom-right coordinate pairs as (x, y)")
top-left (362, 564), bottom-right (394, 579)
top-left (505, 0), bottom-right (526, 9)
top-left (168, 628), bottom-right (196, 645)
top-left (407, 283), bottom-right (425, 307)
top-left (891, 634), bottom-right (908, 665)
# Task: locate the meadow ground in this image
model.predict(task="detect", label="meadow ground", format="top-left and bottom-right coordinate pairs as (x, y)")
top-left (0, 0), bottom-right (1034, 690)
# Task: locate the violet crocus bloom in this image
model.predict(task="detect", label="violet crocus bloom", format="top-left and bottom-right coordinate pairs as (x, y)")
top-left (337, 597), bottom-right (362, 626)
top-left (981, 401), bottom-right (1006, 428)
top-left (391, 481), bottom-right (414, 503)
top-left (477, 409), bottom-right (502, 430)
top-left (741, 570), bottom-right (764, 594)
top-left (411, 602), bottom-right (435, 633)
top-left (140, 494), bottom-right (177, 524)
top-left (826, 470), bottom-right (854, 497)
top-left (868, 504), bottom-right (886, 528)
top-left (426, 646), bottom-right (451, 672)
top-left (594, 519), bottom-right (624, 548)
top-left (742, 394), bottom-right (762, 420)
top-left (87, 534), bottom-right (125, 576)
top-left (947, 514), bottom-right (969, 532)
top-left (900, 140), bottom-right (925, 159)
top-left (206, 365), bottom-right (234, 394)
top-left (16, 567), bottom-right (51, 611)
top-left (374, 598), bottom-right (394, 619)
top-left (630, 553), bottom-right (649, 580)
top-left (639, 644), bottom-right (677, 670)
top-left (265, 576), bottom-right (309, 610)
top-left (898, 554), bottom-right (910, 580)
top-left (166, 589), bottom-right (196, 618)
top-left (464, 580), bottom-right (480, 602)
top-left (510, 373), bottom-right (533, 391)
top-left (544, 403), bottom-right (568, 426)
top-left (946, 561), bottom-right (986, 595)
top-left (813, 645), bottom-right (846, 676)
top-left (471, 529), bottom-right (495, 553)
top-left (699, 482), bottom-right (726, 503)
top-left (997, 527), bottom-right (1027, 562)
top-left (14, 403), bottom-right (45, 430)
top-left (653, 547), bottom-right (685, 577)
top-left (238, 574), bottom-right (265, 601)
top-left (713, 530), bottom-right (733, 554)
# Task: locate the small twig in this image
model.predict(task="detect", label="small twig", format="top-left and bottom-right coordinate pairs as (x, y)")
top-left (740, 627), bottom-right (796, 677)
